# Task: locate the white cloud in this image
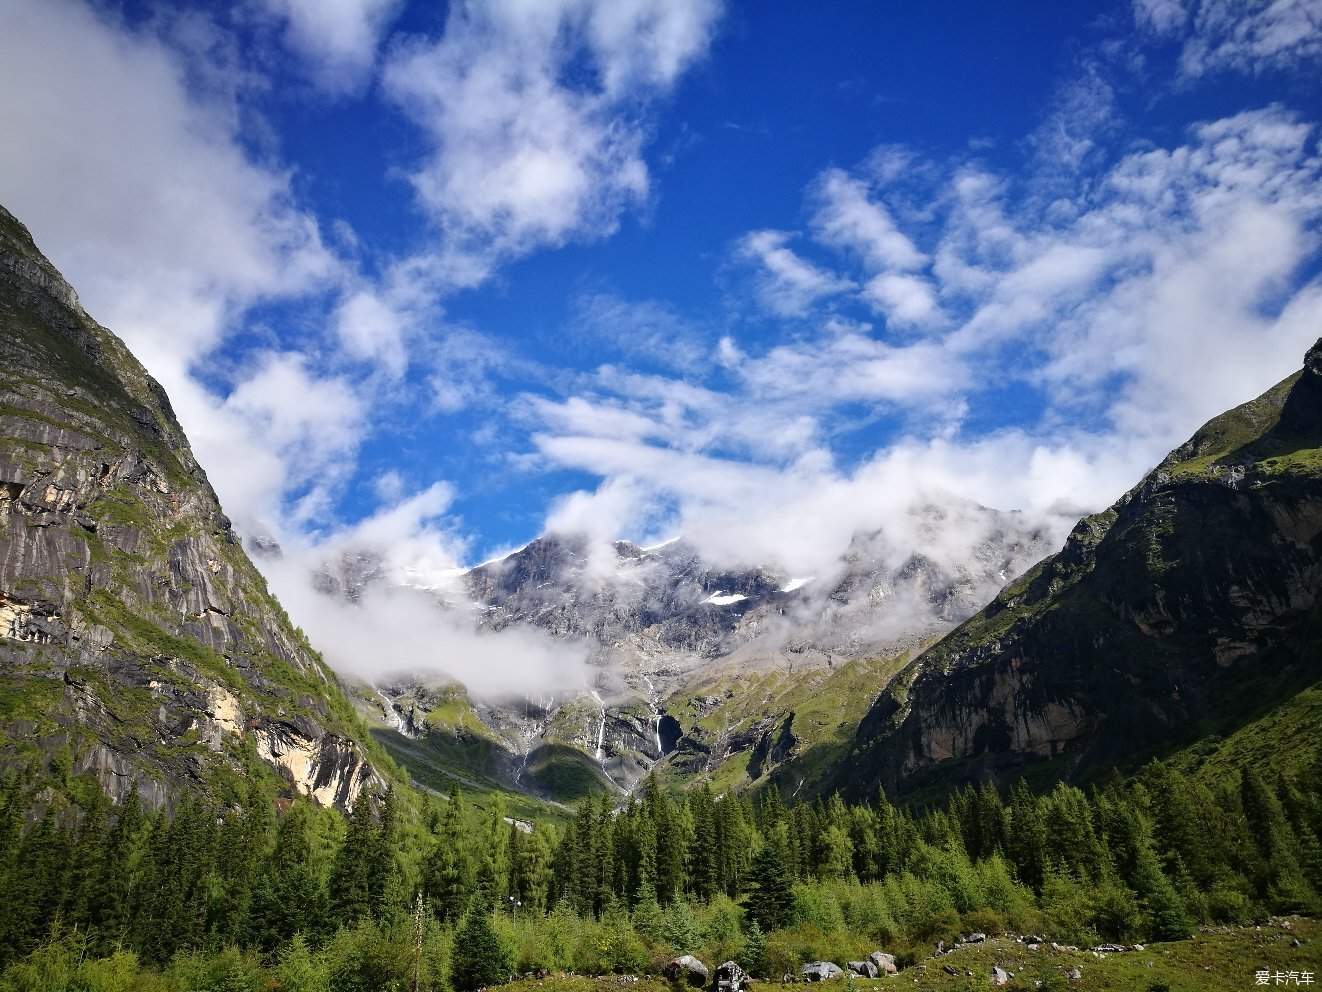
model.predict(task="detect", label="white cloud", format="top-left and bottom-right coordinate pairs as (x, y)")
top-left (1133, 0), bottom-right (1189, 34)
top-left (810, 168), bottom-right (927, 271)
top-left (0, 0), bottom-right (365, 541)
top-left (258, 0), bottom-right (404, 90)
top-left (863, 272), bottom-right (943, 327)
top-left (261, 485), bottom-right (591, 698)
top-left (735, 229), bottom-right (856, 316)
top-left (383, 0), bottom-right (722, 285)
top-left (1134, 0), bottom-right (1322, 77)
top-left (0, 1), bottom-right (339, 381)
top-left (334, 289), bottom-right (410, 377)
top-left (569, 292), bottom-right (709, 371)
top-left (527, 105), bottom-right (1322, 583)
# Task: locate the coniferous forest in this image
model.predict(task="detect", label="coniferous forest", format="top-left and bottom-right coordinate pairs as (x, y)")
top-left (1, 753), bottom-right (1319, 991)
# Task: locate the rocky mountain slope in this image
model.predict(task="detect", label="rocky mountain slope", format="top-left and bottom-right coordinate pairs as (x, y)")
top-left (841, 338), bottom-right (1322, 799)
top-left (329, 506), bottom-right (1050, 800)
top-left (0, 204), bottom-right (381, 810)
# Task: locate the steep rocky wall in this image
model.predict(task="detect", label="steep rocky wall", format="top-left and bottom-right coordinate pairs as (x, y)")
top-left (844, 341), bottom-right (1322, 799)
top-left (0, 204), bottom-right (378, 809)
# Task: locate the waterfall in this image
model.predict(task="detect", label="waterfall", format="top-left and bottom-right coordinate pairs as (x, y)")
top-left (375, 689), bottom-right (412, 737)
top-left (590, 690), bottom-right (606, 762)
top-left (641, 673), bottom-right (663, 759)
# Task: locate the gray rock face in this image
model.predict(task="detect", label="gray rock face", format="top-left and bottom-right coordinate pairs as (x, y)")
top-left (990, 966), bottom-right (1011, 986)
top-left (867, 951), bottom-right (898, 975)
top-left (846, 338), bottom-right (1322, 799)
top-left (846, 961), bottom-right (877, 978)
top-left (0, 203), bottom-right (378, 810)
top-left (800, 962), bottom-right (843, 982)
top-left (664, 955), bottom-right (710, 986)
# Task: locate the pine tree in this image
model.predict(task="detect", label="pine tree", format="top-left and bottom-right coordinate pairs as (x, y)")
top-left (329, 791), bottom-right (378, 925)
top-left (249, 802), bottom-right (329, 948)
top-left (744, 846), bottom-right (793, 931)
top-left (450, 908), bottom-right (513, 992)
top-left (741, 919), bottom-right (769, 977)
top-left (90, 785), bottom-right (144, 954)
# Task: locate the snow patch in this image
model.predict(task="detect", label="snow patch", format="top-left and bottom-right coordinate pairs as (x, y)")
top-left (704, 591), bottom-right (748, 605)
top-left (780, 576), bottom-right (815, 593)
top-left (640, 535), bottom-right (681, 552)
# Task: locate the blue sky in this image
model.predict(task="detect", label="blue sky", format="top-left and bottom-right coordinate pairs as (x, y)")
top-left (3, 0), bottom-right (1322, 585)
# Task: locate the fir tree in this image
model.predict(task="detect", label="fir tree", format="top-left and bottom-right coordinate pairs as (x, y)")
top-left (329, 791), bottom-right (378, 925)
top-left (450, 908), bottom-right (513, 992)
top-left (744, 846), bottom-right (793, 931)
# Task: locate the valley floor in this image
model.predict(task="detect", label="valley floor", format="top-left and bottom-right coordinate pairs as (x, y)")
top-left (501, 918), bottom-right (1319, 992)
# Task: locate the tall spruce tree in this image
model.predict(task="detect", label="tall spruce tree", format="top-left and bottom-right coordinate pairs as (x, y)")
top-left (744, 845), bottom-right (793, 931)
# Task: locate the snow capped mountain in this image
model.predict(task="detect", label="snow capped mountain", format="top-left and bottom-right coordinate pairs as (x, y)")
top-left (304, 498), bottom-right (1055, 799)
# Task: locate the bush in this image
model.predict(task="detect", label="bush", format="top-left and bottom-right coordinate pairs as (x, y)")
top-left (1092, 880), bottom-right (1143, 942)
top-left (1040, 871), bottom-right (1098, 947)
top-left (960, 907), bottom-right (1009, 938)
top-left (697, 894), bottom-right (744, 965)
top-left (791, 885), bottom-right (846, 933)
top-left (322, 919), bottom-right (414, 992)
top-left (829, 880), bottom-right (898, 943)
top-left (277, 935), bottom-right (329, 992)
top-left (166, 947), bottom-right (266, 992)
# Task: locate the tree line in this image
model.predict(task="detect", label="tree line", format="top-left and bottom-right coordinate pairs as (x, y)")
top-left (0, 754), bottom-right (1319, 991)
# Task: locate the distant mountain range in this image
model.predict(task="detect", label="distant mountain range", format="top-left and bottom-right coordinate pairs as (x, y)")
top-left (305, 498), bottom-right (1054, 800)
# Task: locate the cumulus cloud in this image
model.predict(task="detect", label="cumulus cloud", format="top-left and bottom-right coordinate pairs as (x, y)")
top-left (334, 290), bottom-right (410, 378)
top-left (0, 0), bottom-right (365, 542)
top-left (0, 1), bottom-right (338, 380)
top-left (384, 0), bottom-right (722, 285)
top-left (0, 0), bottom-right (598, 695)
top-left (1134, 0), bottom-right (1322, 77)
top-left (527, 105), bottom-right (1322, 580)
top-left (735, 229), bottom-right (856, 316)
top-left (258, 0), bottom-right (404, 90)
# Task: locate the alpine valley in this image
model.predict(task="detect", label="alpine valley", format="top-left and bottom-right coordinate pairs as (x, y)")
top-left (2, 200), bottom-right (1322, 992)
top-left (3, 196), bottom-right (1321, 814)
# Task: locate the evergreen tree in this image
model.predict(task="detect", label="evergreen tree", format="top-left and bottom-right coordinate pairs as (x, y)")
top-left (249, 802), bottom-right (329, 948)
top-left (329, 791), bottom-right (378, 925)
top-left (741, 919), bottom-right (769, 977)
top-left (744, 846), bottom-right (793, 931)
top-left (450, 908), bottom-right (513, 992)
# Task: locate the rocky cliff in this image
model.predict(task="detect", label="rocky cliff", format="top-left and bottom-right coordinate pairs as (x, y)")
top-left (0, 204), bottom-right (380, 810)
top-left (842, 339), bottom-right (1322, 799)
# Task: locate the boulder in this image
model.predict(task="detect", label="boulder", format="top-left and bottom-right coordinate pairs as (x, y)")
top-left (962, 932), bottom-right (987, 944)
top-left (1066, 967), bottom-right (1082, 981)
top-left (665, 956), bottom-right (710, 987)
top-left (715, 961), bottom-right (747, 992)
top-left (867, 952), bottom-right (898, 976)
top-left (800, 962), bottom-right (843, 982)
top-left (941, 965), bottom-right (959, 976)
top-left (991, 966), bottom-right (1011, 986)
top-left (846, 961), bottom-right (877, 979)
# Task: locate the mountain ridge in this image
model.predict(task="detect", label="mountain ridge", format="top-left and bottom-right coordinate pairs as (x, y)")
top-left (0, 202), bottom-right (384, 810)
top-left (838, 337), bottom-right (1322, 800)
